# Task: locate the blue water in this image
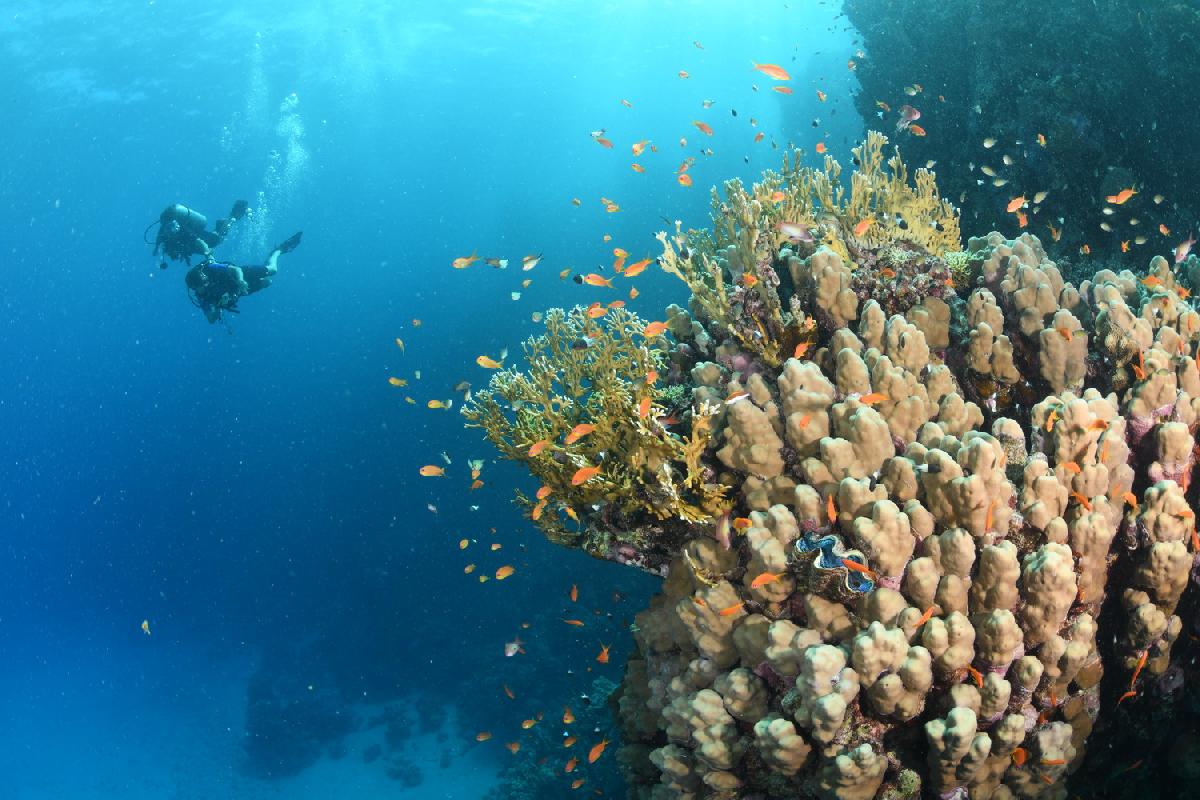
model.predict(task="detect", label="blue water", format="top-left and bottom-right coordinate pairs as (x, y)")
top-left (0, 2), bottom-right (859, 796)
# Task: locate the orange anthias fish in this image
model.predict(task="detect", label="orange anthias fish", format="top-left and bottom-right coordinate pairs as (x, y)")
top-left (773, 86), bottom-right (794, 95)
top-left (632, 139), bottom-right (650, 156)
top-left (565, 757), bottom-right (579, 773)
top-left (1106, 187), bottom-right (1137, 205)
top-left (638, 396), bottom-right (652, 419)
top-left (588, 739), bottom-right (609, 763)
top-left (419, 465), bottom-right (445, 477)
top-left (580, 273), bottom-right (614, 287)
top-left (476, 731), bottom-right (492, 742)
top-left (528, 439), bottom-right (551, 456)
top-left (571, 466), bottom-right (601, 485)
top-left (1011, 747), bottom-right (1028, 766)
top-left (564, 423), bottom-right (596, 444)
top-left (506, 742), bottom-right (521, 755)
top-left (452, 251), bottom-right (479, 269)
top-left (1006, 196), bottom-right (1026, 213)
top-left (914, 605), bottom-right (937, 628)
top-left (908, 124), bottom-right (927, 136)
top-left (841, 558), bottom-right (877, 580)
top-left (594, 137), bottom-right (614, 148)
top-left (815, 141), bottom-right (827, 154)
top-left (678, 173), bottom-right (693, 186)
top-left (718, 603), bottom-right (744, 617)
top-left (630, 163), bottom-right (645, 173)
top-left (693, 120), bottom-right (714, 136)
top-left (477, 355), bottom-right (503, 369)
top-left (752, 62), bottom-right (791, 81)
top-left (853, 217), bottom-right (874, 236)
top-left (750, 572), bottom-right (782, 588)
top-left (816, 90), bottom-right (827, 102)
top-left (827, 493), bottom-right (837, 524)
top-left (596, 644), bottom-right (610, 663)
top-left (563, 707), bottom-right (576, 724)
top-left (643, 321), bottom-right (669, 337)
top-left (858, 392), bottom-right (886, 405)
top-left (623, 258), bottom-right (653, 277)
top-left (562, 618), bottom-right (585, 626)
top-left (495, 565), bottom-right (515, 580)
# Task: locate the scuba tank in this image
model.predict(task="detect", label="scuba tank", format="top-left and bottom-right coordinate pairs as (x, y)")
top-left (159, 204), bottom-right (208, 234)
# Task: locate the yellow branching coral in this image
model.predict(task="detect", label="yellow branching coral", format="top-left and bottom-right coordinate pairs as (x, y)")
top-left (462, 306), bottom-right (728, 541)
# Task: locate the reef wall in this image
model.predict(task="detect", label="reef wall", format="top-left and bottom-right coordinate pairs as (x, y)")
top-left (841, 0), bottom-right (1200, 260)
top-left (465, 133), bottom-right (1200, 797)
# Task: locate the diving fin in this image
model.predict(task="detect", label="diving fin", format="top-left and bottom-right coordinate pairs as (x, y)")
top-left (230, 200), bottom-right (249, 221)
top-left (277, 231), bottom-right (303, 254)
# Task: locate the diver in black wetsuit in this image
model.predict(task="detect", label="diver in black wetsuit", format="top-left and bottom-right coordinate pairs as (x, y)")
top-left (149, 200), bottom-right (249, 269)
top-left (185, 232), bottom-right (302, 323)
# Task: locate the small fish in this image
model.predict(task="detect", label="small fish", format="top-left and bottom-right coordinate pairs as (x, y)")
top-left (1037, 133), bottom-right (1047, 146)
top-left (777, 220), bottom-right (814, 242)
top-left (579, 273), bottom-right (613, 287)
top-left (596, 644), bottom-right (610, 663)
top-left (793, 342), bottom-right (811, 358)
top-left (630, 163), bottom-right (645, 173)
top-left (1041, 758), bottom-right (1066, 766)
top-left (677, 70), bottom-right (689, 79)
top-left (419, 465), bottom-right (446, 477)
top-left (1121, 240), bottom-right (1130, 253)
top-left (484, 257), bottom-right (508, 269)
top-left (914, 605), bottom-right (936, 628)
top-left (981, 165), bottom-right (997, 177)
top-left (506, 742), bottom-right (521, 755)
top-left (693, 120), bottom-right (714, 136)
top-left (1017, 211), bottom-right (1028, 228)
top-left (1071, 491), bottom-right (1093, 511)
top-left (528, 439), bottom-right (551, 457)
top-left (643, 321), bottom-right (669, 337)
top-left (623, 258), bottom-right (652, 277)
top-left (452, 251), bottom-right (479, 269)
top-left (1100, 222), bottom-right (1113, 232)
top-left (853, 217), bottom-right (874, 236)
top-left (725, 390), bottom-right (751, 405)
top-left (1002, 154), bottom-right (1013, 166)
top-left (1175, 234), bottom-right (1196, 263)
top-left (815, 89), bottom-right (826, 102)
top-left (1045, 408), bottom-right (1058, 432)
top-left (1006, 196), bottom-right (1026, 213)
top-left (522, 254), bottom-right (542, 271)
top-left (571, 466), bottom-right (601, 485)
top-left (717, 603), bottom-right (744, 617)
top-left (565, 424), bottom-right (596, 445)
top-left (983, 137), bottom-right (996, 148)
top-left (815, 141), bottom-right (827, 154)
top-left (858, 392), bottom-right (886, 405)
top-left (1061, 461), bottom-right (1081, 474)
top-left (750, 572), bottom-right (782, 588)
top-left (141, 619), bottom-right (151, 636)
top-left (594, 137), bottom-right (613, 148)
top-left (476, 731), bottom-right (492, 742)
top-left (477, 355), bottom-right (503, 369)
top-left (991, 178), bottom-right (1008, 187)
top-left (753, 131), bottom-right (764, 143)
top-left (752, 62), bottom-right (791, 80)
top-left (827, 494), bottom-right (837, 524)
top-left (638, 396), bottom-right (652, 419)
top-left (677, 173), bottom-right (693, 186)
top-left (495, 565), bottom-right (515, 581)
top-left (1011, 747), bottom-right (1028, 766)
top-left (387, 377), bottom-right (407, 387)
top-left (588, 739), bottom-right (609, 763)
top-left (1106, 187), bottom-right (1137, 205)
top-left (908, 124), bottom-right (926, 136)
top-left (967, 665), bottom-right (984, 688)
top-left (562, 618), bottom-right (585, 626)
top-left (565, 757), bottom-right (579, 773)
top-left (520, 719), bottom-right (536, 729)
top-left (563, 707), bottom-right (576, 724)
top-left (841, 558), bottom-right (877, 581)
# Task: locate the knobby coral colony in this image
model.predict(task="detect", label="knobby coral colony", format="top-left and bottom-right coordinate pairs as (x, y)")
top-left (465, 132), bottom-right (1200, 798)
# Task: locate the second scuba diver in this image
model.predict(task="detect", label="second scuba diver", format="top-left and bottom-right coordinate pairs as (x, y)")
top-left (150, 199), bottom-right (249, 269)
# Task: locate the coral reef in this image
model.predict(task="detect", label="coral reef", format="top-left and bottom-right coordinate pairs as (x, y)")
top-left (468, 136), bottom-right (1200, 797)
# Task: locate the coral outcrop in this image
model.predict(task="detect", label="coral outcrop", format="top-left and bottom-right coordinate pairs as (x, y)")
top-left (467, 135), bottom-right (1200, 797)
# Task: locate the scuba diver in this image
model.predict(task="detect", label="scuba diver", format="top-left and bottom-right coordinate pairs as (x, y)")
top-left (147, 199), bottom-right (249, 269)
top-left (185, 232), bottom-right (303, 324)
